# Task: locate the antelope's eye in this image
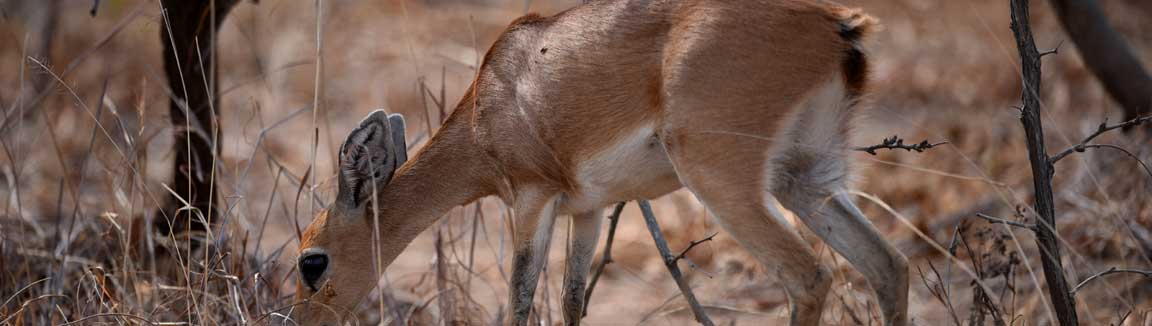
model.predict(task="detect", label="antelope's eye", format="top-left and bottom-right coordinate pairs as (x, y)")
top-left (299, 253), bottom-right (329, 291)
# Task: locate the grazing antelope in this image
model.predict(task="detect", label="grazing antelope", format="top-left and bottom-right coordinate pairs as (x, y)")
top-left (291, 0), bottom-right (908, 325)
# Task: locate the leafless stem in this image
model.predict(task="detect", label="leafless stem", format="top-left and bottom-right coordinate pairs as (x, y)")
top-left (917, 262), bottom-right (963, 326)
top-left (975, 213), bottom-right (1036, 231)
top-left (582, 202), bottom-right (625, 317)
top-left (637, 200), bottom-right (714, 326)
top-left (1039, 40), bottom-right (1064, 58)
top-left (434, 228), bottom-right (453, 324)
top-left (1070, 267), bottom-right (1152, 294)
top-left (1050, 115), bottom-right (1151, 163)
top-left (1116, 310), bottom-right (1132, 325)
top-left (1076, 144), bottom-right (1152, 179)
top-left (673, 232), bottom-right (718, 264)
top-left (855, 135), bottom-right (948, 155)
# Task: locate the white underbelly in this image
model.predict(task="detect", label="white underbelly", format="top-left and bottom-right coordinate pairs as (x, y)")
top-left (557, 125), bottom-right (682, 214)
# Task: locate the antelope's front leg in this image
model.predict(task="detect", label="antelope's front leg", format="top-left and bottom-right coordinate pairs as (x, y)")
top-left (561, 209), bottom-right (603, 325)
top-left (506, 190), bottom-right (559, 326)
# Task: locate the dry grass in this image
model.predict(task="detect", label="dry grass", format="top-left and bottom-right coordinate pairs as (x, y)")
top-left (1, 0), bottom-right (1151, 324)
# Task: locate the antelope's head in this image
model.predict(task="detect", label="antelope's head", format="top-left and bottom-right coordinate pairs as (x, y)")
top-left (290, 110), bottom-right (408, 325)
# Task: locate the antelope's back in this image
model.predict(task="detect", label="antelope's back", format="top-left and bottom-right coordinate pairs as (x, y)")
top-left (468, 0), bottom-right (875, 193)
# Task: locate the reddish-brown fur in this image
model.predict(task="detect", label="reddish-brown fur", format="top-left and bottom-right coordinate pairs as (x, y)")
top-left (291, 1), bottom-right (904, 325)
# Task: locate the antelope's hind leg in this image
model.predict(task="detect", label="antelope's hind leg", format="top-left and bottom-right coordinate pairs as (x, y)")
top-left (767, 96), bottom-right (909, 326)
top-left (658, 35), bottom-right (840, 324)
top-left (772, 174), bottom-right (909, 325)
top-left (661, 128), bottom-right (832, 326)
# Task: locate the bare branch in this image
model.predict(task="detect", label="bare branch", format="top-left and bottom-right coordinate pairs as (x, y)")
top-left (673, 232), bottom-right (718, 264)
top-left (1076, 144), bottom-right (1152, 179)
top-left (917, 262), bottom-right (964, 326)
top-left (582, 202), bottom-right (626, 317)
top-left (1118, 310), bottom-right (1132, 325)
top-left (672, 232), bottom-right (719, 278)
top-left (638, 200), bottom-right (715, 326)
top-left (583, 204), bottom-right (721, 320)
top-left (975, 213), bottom-right (1036, 231)
top-left (855, 135), bottom-right (948, 155)
top-left (1050, 115), bottom-right (1152, 163)
top-left (1070, 267), bottom-right (1152, 294)
top-left (1039, 40), bottom-right (1064, 58)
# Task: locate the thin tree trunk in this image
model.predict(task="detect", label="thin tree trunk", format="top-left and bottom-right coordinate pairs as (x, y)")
top-left (1009, 0), bottom-right (1078, 324)
top-left (156, 0), bottom-right (238, 237)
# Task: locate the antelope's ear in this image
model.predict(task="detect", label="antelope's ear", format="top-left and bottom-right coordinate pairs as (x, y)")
top-left (336, 110), bottom-right (408, 208)
top-left (388, 114), bottom-right (408, 165)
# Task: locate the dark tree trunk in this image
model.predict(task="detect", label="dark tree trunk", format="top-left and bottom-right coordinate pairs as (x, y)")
top-left (1048, 0), bottom-right (1152, 124)
top-left (1010, 0), bottom-right (1079, 324)
top-left (156, 0), bottom-right (238, 237)
top-left (29, 0), bottom-right (58, 95)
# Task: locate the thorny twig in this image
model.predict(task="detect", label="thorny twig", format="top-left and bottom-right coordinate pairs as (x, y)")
top-left (1075, 144), bottom-right (1152, 179)
top-left (673, 232), bottom-right (718, 264)
top-left (855, 135), bottom-right (948, 155)
top-left (1039, 40), bottom-right (1064, 58)
top-left (638, 200), bottom-right (715, 326)
top-left (673, 232), bottom-right (719, 279)
top-left (1070, 267), bottom-right (1152, 294)
top-left (583, 202), bottom-right (718, 320)
top-left (975, 213), bottom-right (1036, 231)
top-left (1050, 115), bottom-right (1152, 163)
top-left (582, 202), bottom-right (626, 316)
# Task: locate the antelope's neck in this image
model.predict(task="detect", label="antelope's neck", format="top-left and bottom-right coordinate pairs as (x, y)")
top-left (372, 106), bottom-right (496, 259)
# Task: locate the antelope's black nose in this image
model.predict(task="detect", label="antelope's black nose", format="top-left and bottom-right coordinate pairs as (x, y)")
top-left (299, 253), bottom-right (328, 291)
